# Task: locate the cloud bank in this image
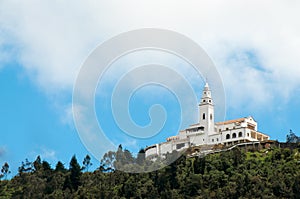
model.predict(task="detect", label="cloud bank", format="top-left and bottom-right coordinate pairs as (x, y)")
top-left (0, 0), bottom-right (299, 114)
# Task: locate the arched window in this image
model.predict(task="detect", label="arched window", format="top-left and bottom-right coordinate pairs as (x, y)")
top-left (210, 114), bottom-right (213, 120)
top-left (203, 113), bottom-right (205, 120)
top-left (232, 133), bottom-right (237, 138)
top-left (239, 132), bottom-right (243, 137)
top-left (226, 134), bottom-right (230, 139)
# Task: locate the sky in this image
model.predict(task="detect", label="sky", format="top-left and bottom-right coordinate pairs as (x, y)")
top-left (1, 0), bottom-right (300, 176)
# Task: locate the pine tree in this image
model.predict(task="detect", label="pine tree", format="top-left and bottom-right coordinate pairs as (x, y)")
top-left (55, 161), bottom-right (66, 173)
top-left (33, 155), bottom-right (42, 171)
top-left (68, 155), bottom-right (82, 191)
top-left (136, 148), bottom-right (145, 165)
top-left (42, 161), bottom-right (52, 171)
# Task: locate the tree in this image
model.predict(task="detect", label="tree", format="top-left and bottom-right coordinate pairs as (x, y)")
top-left (286, 129), bottom-right (300, 143)
top-left (55, 161), bottom-right (66, 173)
top-left (123, 149), bottom-right (134, 164)
top-left (68, 155), bottom-right (82, 191)
top-left (42, 161), bottom-right (52, 171)
top-left (115, 144), bottom-right (123, 163)
top-left (33, 156), bottom-right (42, 171)
top-left (0, 162), bottom-right (10, 180)
top-left (100, 151), bottom-right (116, 172)
top-left (182, 174), bottom-right (202, 196)
top-left (82, 155), bottom-right (92, 172)
top-left (18, 158), bottom-right (33, 174)
top-left (136, 148), bottom-right (145, 165)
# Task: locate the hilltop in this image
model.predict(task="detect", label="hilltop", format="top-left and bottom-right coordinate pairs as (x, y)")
top-left (1, 143), bottom-right (300, 198)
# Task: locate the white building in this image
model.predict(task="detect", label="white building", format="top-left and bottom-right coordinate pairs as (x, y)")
top-left (145, 83), bottom-right (270, 159)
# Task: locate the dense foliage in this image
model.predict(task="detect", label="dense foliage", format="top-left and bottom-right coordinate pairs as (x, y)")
top-left (1, 146), bottom-right (300, 198)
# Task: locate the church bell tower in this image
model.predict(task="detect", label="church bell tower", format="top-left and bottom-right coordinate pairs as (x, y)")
top-left (199, 83), bottom-right (215, 136)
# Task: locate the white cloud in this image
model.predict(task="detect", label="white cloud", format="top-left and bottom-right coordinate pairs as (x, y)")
top-left (0, 146), bottom-right (6, 157)
top-left (30, 147), bottom-right (57, 161)
top-left (52, 101), bottom-right (74, 128)
top-left (122, 139), bottom-right (138, 150)
top-left (41, 148), bottom-right (56, 160)
top-left (0, 0), bottom-right (299, 115)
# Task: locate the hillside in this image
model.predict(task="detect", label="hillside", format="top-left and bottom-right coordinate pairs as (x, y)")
top-left (1, 145), bottom-right (300, 198)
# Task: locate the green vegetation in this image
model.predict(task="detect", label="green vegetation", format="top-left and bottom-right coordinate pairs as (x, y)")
top-left (1, 146), bottom-right (300, 198)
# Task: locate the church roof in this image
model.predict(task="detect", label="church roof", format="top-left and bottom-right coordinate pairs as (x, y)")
top-left (189, 123), bottom-right (200, 127)
top-left (215, 118), bottom-right (246, 125)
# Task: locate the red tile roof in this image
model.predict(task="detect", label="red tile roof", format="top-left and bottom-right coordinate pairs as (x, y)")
top-left (215, 118), bottom-right (246, 125)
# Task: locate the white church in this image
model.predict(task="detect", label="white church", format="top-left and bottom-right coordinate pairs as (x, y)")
top-left (145, 83), bottom-right (270, 159)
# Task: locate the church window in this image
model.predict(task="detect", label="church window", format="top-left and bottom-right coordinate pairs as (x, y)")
top-left (212, 139), bottom-right (214, 142)
top-left (210, 114), bottom-right (213, 120)
top-left (217, 138), bottom-right (219, 141)
top-left (176, 143), bottom-right (185, 149)
top-left (226, 134), bottom-right (230, 139)
top-left (232, 133), bottom-right (237, 138)
top-left (203, 113), bottom-right (205, 120)
top-left (226, 128), bottom-right (229, 131)
top-left (239, 132), bottom-right (243, 137)
top-left (203, 100), bottom-right (206, 102)
top-left (204, 92), bottom-right (206, 94)
top-left (209, 100), bottom-right (211, 103)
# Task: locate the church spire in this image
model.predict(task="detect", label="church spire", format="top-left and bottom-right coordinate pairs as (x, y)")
top-left (200, 82), bottom-right (213, 105)
top-left (199, 82), bottom-right (215, 136)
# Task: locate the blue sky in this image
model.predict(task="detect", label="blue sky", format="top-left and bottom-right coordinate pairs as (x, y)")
top-left (0, 64), bottom-right (91, 175)
top-left (1, 1), bottom-right (300, 176)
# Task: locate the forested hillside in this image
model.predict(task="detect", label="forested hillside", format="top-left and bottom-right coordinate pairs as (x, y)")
top-left (1, 146), bottom-right (300, 198)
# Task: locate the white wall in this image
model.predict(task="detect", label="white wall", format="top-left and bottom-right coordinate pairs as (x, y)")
top-left (160, 142), bottom-right (172, 154)
top-left (145, 146), bottom-right (157, 157)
